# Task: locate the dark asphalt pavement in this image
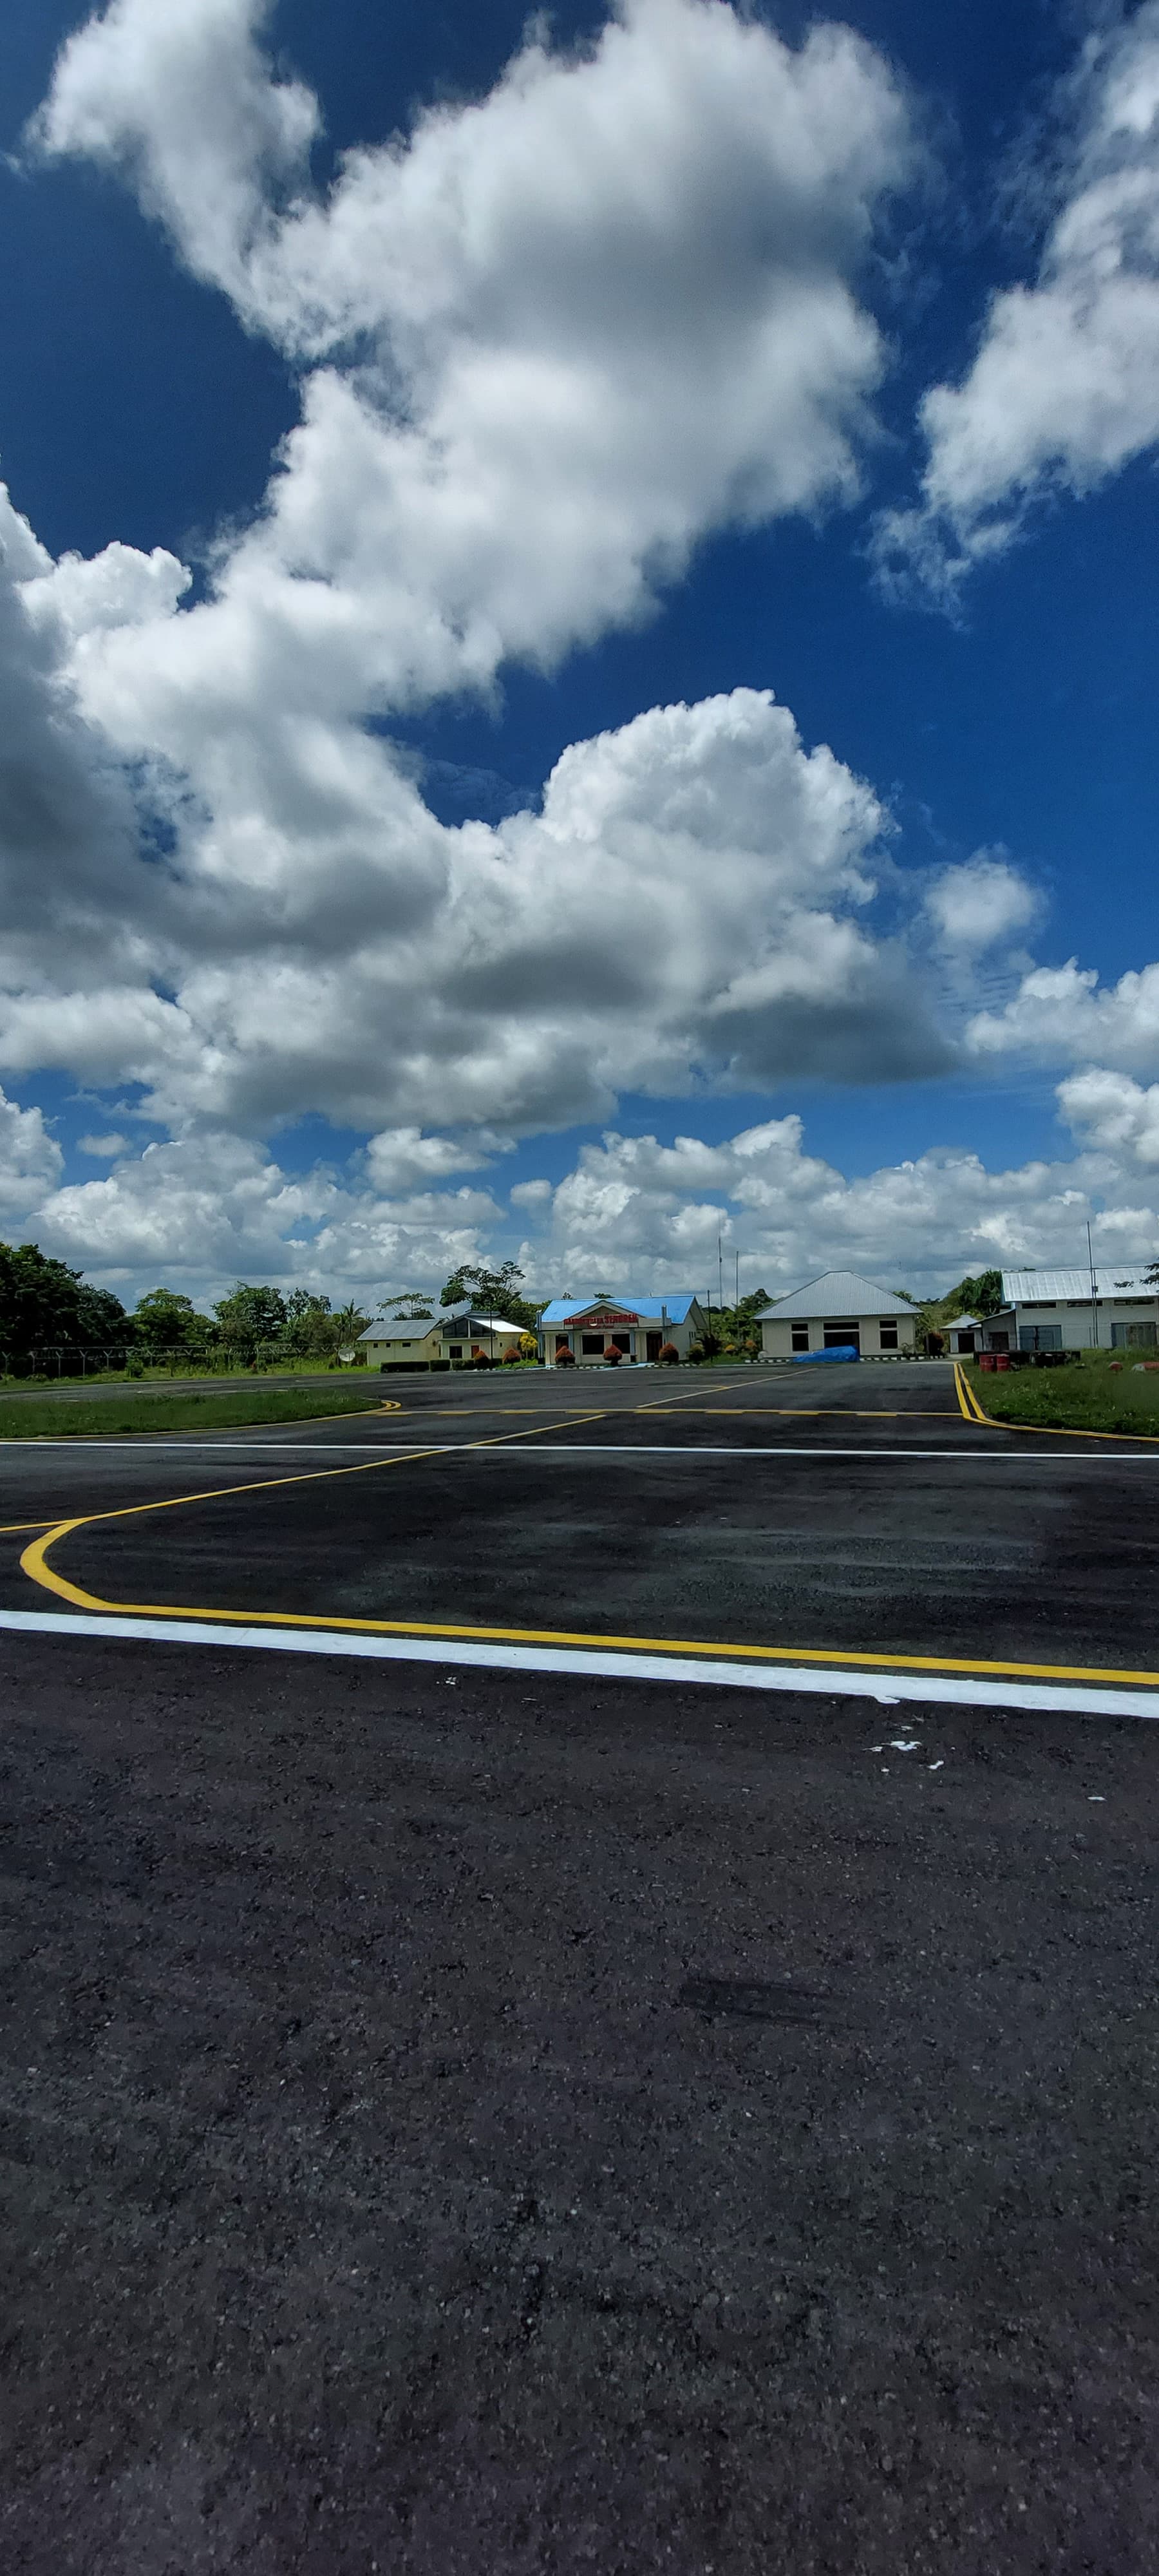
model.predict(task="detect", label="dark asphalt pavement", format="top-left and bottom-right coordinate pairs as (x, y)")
top-left (3, 1363), bottom-right (1159, 1675)
top-left (1, 1366), bottom-right (1156, 2569)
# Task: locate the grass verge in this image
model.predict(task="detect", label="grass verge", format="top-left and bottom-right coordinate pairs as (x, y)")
top-left (0, 1386), bottom-right (392, 1440)
top-left (967, 1354), bottom-right (1159, 1436)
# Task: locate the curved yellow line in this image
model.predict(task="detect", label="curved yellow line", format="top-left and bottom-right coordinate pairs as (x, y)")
top-left (963, 1363), bottom-right (1159, 1441)
top-left (21, 1517), bottom-right (1159, 1694)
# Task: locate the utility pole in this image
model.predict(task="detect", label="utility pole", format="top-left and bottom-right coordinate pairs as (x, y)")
top-left (718, 1234), bottom-right (724, 1313)
top-left (735, 1247), bottom-right (740, 1307)
top-left (1087, 1221), bottom-right (1099, 1352)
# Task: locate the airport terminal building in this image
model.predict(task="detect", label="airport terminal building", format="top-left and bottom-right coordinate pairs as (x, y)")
top-left (539, 1294), bottom-right (708, 1366)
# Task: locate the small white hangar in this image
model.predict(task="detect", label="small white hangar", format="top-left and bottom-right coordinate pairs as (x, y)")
top-left (757, 1271), bottom-right (918, 1361)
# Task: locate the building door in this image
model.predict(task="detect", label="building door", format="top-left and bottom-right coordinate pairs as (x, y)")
top-left (646, 1332), bottom-right (663, 1361)
top-left (824, 1322), bottom-right (861, 1352)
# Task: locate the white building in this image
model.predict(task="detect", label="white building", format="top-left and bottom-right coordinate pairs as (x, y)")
top-left (358, 1311), bottom-right (526, 1369)
top-left (757, 1271), bottom-right (919, 1361)
top-left (980, 1268), bottom-right (1159, 1355)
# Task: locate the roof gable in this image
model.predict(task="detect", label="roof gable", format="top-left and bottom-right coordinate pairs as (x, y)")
top-left (757, 1270), bottom-right (916, 1321)
top-left (540, 1293), bottom-right (699, 1325)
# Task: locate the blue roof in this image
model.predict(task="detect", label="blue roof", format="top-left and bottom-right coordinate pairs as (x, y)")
top-left (540, 1294), bottom-right (699, 1325)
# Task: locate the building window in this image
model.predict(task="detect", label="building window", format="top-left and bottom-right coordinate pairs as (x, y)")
top-left (791, 1325), bottom-right (810, 1352)
top-left (1019, 1325), bottom-right (1062, 1352)
top-left (824, 1323), bottom-right (860, 1351)
top-left (449, 1345), bottom-right (462, 1358)
top-left (1111, 1322), bottom-right (1158, 1349)
top-left (581, 1334), bottom-right (604, 1354)
top-left (878, 1320), bottom-right (899, 1350)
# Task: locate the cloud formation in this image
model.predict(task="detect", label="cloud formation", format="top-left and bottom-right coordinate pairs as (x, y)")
top-left (878, 1), bottom-right (1159, 597)
top-left (3, 1083), bottom-right (1155, 1310)
top-left (0, 520), bottom-right (950, 1126)
top-left (36, 0), bottom-right (912, 701)
top-left (967, 957), bottom-right (1159, 1076)
top-left (924, 852), bottom-right (1039, 953)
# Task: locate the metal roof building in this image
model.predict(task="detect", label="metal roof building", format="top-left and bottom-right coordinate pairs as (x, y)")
top-left (757, 1271), bottom-right (918, 1361)
top-left (539, 1293), bottom-right (706, 1365)
top-left (980, 1267), bottom-right (1159, 1355)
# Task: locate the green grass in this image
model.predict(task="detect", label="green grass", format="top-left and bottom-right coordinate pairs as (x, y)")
top-left (0, 1360), bottom-right (357, 1392)
top-left (967, 1351), bottom-right (1159, 1436)
top-left (0, 1385), bottom-right (392, 1440)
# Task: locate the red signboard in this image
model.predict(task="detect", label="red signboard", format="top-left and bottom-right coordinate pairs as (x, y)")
top-left (581, 1308), bottom-right (639, 1328)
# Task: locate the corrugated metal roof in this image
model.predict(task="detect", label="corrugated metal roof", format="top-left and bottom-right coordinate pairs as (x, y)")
top-left (540, 1293), bottom-right (699, 1325)
top-left (757, 1271), bottom-right (916, 1321)
top-left (359, 1312), bottom-right (523, 1343)
top-left (943, 1314), bottom-right (980, 1330)
top-left (358, 1320), bottom-right (440, 1343)
top-left (1002, 1267), bottom-right (1158, 1302)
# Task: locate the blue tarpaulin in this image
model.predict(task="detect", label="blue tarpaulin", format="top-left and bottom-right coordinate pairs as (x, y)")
top-left (791, 1345), bottom-right (860, 1364)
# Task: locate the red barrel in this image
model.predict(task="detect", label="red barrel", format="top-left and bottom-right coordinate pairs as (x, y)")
top-left (994, 1352), bottom-right (1012, 1371)
top-left (979, 1352), bottom-right (996, 1372)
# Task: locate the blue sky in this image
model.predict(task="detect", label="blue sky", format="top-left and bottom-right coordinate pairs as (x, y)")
top-left (2, 0), bottom-right (1159, 1305)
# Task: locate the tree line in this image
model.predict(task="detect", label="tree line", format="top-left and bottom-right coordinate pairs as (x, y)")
top-left (0, 1242), bottom-right (372, 1374)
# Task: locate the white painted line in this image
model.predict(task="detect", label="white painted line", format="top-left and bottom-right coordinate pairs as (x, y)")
top-left (2, 1606), bottom-right (1158, 1719)
top-left (486, 1443), bottom-right (1159, 1461)
top-left (2, 1439), bottom-right (1156, 1461)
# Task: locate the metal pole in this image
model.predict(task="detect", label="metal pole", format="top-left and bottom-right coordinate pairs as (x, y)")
top-left (1087, 1220), bottom-right (1098, 1351)
top-left (718, 1234), bottom-right (724, 1312)
top-left (735, 1248), bottom-right (740, 1307)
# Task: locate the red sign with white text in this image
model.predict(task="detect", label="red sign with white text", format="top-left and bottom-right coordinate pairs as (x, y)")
top-left (581, 1309), bottom-right (639, 1329)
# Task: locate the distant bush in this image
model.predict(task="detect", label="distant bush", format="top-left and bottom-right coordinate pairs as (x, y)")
top-left (554, 1345), bottom-right (576, 1367)
top-left (657, 1342), bottom-right (679, 1365)
top-left (604, 1343), bottom-right (623, 1365)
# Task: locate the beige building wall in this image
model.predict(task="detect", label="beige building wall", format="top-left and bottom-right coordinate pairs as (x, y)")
top-left (760, 1311), bottom-right (918, 1359)
top-left (360, 1326), bottom-right (443, 1364)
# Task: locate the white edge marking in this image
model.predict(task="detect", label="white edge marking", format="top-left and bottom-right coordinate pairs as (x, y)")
top-left (2, 1607), bottom-right (1158, 1719)
top-left (3, 1441), bottom-right (1158, 1459)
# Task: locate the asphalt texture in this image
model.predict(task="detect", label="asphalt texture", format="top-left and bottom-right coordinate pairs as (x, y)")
top-left (1, 1365), bottom-right (1156, 2570)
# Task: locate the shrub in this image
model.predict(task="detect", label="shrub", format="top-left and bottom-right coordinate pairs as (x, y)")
top-left (657, 1342), bottom-right (679, 1365)
top-left (554, 1345), bottom-right (576, 1367)
top-left (604, 1343), bottom-right (623, 1364)
top-left (502, 1341), bottom-right (523, 1363)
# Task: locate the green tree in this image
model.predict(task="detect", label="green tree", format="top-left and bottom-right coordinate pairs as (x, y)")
top-left (384, 1289), bottom-right (435, 1319)
top-left (1, 1242), bottom-right (107, 1358)
top-left (133, 1289), bottom-right (219, 1368)
top-left (717, 1287), bottom-right (769, 1356)
top-left (0, 1242), bottom-right (130, 1370)
top-left (952, 1269), bottom-right (1005, 1318)
top-left (440, 1260), bottom-right (540, 1329)
top-left (213, 1282), bottom-right (288, 1361)
top-left (133, 1288), bottom-right (196, 1352)
top-left (281, 1290), bottom-right (335, 1357)
top-left (77, 1283), bottom-right (131, 1347)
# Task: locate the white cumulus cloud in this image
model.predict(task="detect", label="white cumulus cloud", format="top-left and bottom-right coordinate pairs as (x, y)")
top-left (878, 1), bottom-right (1159, 596)
top-left (966, 958), bottom-right (1159, 1075)
top-left (924, 852), bottom-right (1039, 952)
top-left (35, 0), bottom-right (912, 715)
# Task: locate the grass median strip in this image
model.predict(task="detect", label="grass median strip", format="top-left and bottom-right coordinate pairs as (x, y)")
top-left (965, 1354), bottom-right (1159, 1439)
top-left (0, 1387), bottom-right (404, 1439)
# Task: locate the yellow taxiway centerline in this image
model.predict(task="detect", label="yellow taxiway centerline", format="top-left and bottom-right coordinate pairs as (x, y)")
top-left (17, 1385), bottom-right (1159, 1691)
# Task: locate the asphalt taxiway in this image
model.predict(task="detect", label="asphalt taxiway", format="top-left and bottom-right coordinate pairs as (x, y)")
top-left (1, 1363), bottom-right (1155, 2570)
